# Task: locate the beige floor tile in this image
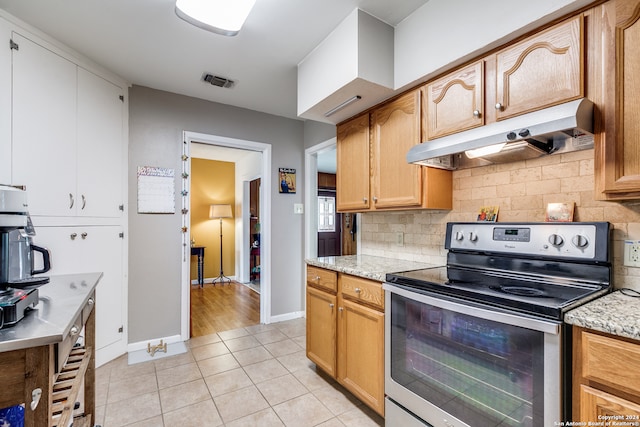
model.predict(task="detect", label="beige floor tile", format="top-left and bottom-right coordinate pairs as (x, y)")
top-left (213, 385), bottom-right (270, 423)
top-left (156, 362), bottom-right (202, 389)
top-left (264, 338), bottom-right (303, 358)
top-left (317, 419), bottom-right (347, 427)
top-left (292, 366), bottom-right (336, 391)
top-left (244, 323), bottom-right (278, 334)
top-left (159, 378), bottom-right (211, 413)
top-left (254, 329), bottom-right (288, 345)
top-left (223, 334), bottom-right (261, 352)
top-left (292, 334), bottom-right (306, 349)
top-left (197, 353), bottom-right (240, 377)
top-left (272, 393), bottom-right (334, 427)
top-left (127, 415), bottom-right (165, 427)
top-left (278, 324), bottom-right (306, 339)
top-left (107, 372), bottom-right (158, 404)
top-left (232, 345), bottom-right (274, 366)
top-left (204, 367), bottom-right (253, 397)
top-left (337, 406), bottom-right (384, 427)
top-left (162, 399), bottom-right (223, 427)
top-left (94, 404), bottom-right (105, 426)
top-left (104, 391), bottom-right (162, 427)
top-left (256, 373), bottom-right (309, 406)
top-left (154, 349), bottom-right (195, 372)
top-left (277, 350), bottom-right (315, 373)
top-left (313, 383), bottom-right (363, 416)
top-left (225, 408), bottom-right (285, 427)
top-left (191, 341), bottom-right (230, 361)
top-left (242, 358), bottom-right (288, 384)
top-left (108, 356), bottom-right (156, 382)
top-left (188, 333), bottom-right (222, 348)
top-left (217, 327), bottom-right (250, 341)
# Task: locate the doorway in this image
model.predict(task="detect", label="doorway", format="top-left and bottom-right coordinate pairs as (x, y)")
top-left (180, 131), bottom-right (272, 342)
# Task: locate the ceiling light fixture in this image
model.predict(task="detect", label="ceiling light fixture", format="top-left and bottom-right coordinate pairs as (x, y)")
top-left (175, 0), bottom-right (256, 36)
top-left (324, 95), bottom-right (362, 117)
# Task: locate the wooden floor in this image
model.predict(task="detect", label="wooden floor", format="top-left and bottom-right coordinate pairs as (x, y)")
top-left (190, 281), bottom-right (260, 337)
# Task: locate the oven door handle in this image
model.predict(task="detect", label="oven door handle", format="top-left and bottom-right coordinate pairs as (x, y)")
top-left (383, 283), bottom-right (560, 335)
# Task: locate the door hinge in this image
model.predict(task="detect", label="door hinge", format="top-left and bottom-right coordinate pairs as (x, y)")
top-left (119, 204), bottom-right (124, 211)
top-left (9, 39), bottom-right (18, 50)
top-left (119, 95), bottom-right (124, 102)
top-left (118, 326), bottom-right (124, 333)
top-left (119, 232), bottom-right (124, 239)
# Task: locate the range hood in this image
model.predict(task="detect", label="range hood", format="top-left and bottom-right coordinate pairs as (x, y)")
top-left (407, 98), bottom-right (594, 170)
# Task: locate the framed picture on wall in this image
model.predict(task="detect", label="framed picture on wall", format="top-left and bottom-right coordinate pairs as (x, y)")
top-left (279, 167), bottom-right (296, 194)
top-left (546, 202), bottom-right (575, 222)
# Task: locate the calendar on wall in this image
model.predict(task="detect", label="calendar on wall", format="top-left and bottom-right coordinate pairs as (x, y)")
top-left (137, 166), bottom-right (175, 214)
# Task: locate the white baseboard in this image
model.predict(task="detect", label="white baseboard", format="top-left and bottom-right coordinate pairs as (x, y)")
top-left (269, 310), bottom-right (304, 324)
top-left (126, 334), bottom-right (186, 365)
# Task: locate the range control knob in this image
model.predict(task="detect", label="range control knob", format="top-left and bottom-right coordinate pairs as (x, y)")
top-left (506, 131), bottom-right (518, 141)
top-left (572, 234), bottom-right (589, 249)
top-left (455, 231), bottom-right (464, 241)
top-left (518, 128), bottom-right (530, 137)
top-left (469, 232), bottom-right (478, 242)
top-left (548, 234), bottom-right (564, 247)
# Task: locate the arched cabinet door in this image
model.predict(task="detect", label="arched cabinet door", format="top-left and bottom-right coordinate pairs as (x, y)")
top-left (495, 15), bottom-right (584, 120)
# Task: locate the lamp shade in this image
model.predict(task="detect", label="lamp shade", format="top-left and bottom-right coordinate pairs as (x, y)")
top-left (209, 204), bottom-right (233, 219)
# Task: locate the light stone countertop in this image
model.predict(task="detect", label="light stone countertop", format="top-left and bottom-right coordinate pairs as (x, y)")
top-left (305, 255), bottom-right (442, 282)
top-left (565, 290), bottom-right (640, 341)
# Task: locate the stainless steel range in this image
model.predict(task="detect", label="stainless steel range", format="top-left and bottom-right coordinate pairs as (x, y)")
top-left (383, 222), bottom-right (611, 427)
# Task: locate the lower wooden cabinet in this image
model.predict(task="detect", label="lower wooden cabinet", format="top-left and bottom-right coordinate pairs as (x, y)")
top-left (573, 326), bottom-right (640, 423)
top-left (306, 266), bottom-right (385, 416)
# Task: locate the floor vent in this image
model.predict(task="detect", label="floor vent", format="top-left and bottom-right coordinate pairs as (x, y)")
top-left (203, 73), bottom-right (234, 88)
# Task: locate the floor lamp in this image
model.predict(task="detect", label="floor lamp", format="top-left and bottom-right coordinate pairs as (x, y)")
top-left (210, 204), bottom-right (233, 285)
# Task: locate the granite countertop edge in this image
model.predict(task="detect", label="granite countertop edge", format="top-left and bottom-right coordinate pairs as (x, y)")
top-left (305, 255), bottom-right (442, 282)
top-left (565, 290), bottom-right (640, 341)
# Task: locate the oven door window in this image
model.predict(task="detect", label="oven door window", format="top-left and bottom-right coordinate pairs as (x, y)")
top-left (390, 293), bottom-right (544, 427)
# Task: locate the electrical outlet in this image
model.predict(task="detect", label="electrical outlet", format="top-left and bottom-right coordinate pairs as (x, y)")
top-left (623, 240), bottom-right (640, 267)
top-left (395, 232), bottom-right (404, 247)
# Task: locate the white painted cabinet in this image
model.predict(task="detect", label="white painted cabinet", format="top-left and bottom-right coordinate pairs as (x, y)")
top-left (0, 18), bottom-right (11, 185)
top-left (34, 226), bottom-right (126, 365)
top-left (11, 32), bottom-right (124, 218)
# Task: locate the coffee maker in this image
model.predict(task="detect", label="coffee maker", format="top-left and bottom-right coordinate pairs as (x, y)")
top-left (0, 185), bottom-right (50, 328)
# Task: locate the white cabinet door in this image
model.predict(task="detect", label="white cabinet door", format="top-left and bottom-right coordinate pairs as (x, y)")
top-left (11, 32), bottom-right (77, 216)
top-left (34, 226), bottom-right (125, 358)
top-left (0, 19), bottom-right (12, 185)
top-left (77, 68), bottom-right (124, 218)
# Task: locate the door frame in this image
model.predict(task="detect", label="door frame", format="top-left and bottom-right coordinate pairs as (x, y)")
top-left (180, 130), bottom-right (272, 340)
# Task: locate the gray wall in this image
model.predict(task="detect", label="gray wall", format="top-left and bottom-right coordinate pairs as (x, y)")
top-left (128, 85), bottom-right (308, 343)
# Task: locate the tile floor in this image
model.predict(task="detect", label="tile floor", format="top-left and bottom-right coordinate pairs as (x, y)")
top-left (94, 318), bottom-right (385, 427)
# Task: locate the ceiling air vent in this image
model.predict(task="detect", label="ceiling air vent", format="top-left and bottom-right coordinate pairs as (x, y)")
top-left (203, 73), bottom-right (234, 88)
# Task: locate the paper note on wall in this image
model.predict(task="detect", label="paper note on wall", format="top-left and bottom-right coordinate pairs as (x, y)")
top-left (137, 166), bottom-right (175, 214)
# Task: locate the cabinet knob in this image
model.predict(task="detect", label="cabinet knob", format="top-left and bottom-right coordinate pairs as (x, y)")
top-left (70, 325), bottom-right (80, 335)
top-left (373, 196), bottom-right (378, 203)
top-left (329, 303), bottom-right (334, 308)
top-left (473, 109), bottom-right (481, 118)
top-left (81, 232), bottom-right (88, 239)
top-left (70, 233), bottom-right (78, 240)
top-left (88, 297), bottom-right (95, 305)
top-left (338, 307), bottom-right (344, 312)
top-left (314, 276), bottom-right (320, 281)
top-left (495, 103), bottom-right (504, 111)
top-left (69, 193), bottom-right (75, 209)
top-left (81, 194), bottom-right (86, 210)
top-left (363, 197), bottom-right (368, 203)
top-left (355, 287), bottom-right (361, 294)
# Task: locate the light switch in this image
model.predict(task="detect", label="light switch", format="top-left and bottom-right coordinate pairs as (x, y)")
top-left (294, 204), bottom-right (304, 214)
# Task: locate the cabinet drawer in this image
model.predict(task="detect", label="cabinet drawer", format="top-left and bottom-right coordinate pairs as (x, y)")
top-left (56, 312), bottom-right (83, 373)
top-left (307, 266), bottom-right (338, 293)
top-left (580, 331), bottom-right (640, 398)
top-left (340, 274), bottom-right (384, 310)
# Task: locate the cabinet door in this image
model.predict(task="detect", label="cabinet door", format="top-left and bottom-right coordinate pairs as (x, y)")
top-left (11, 32), bottom-right (77, 216)
top-left (336, 114), bottom-right (370, 212)
top-left (306, 286), bottom-right (337, 377)
top-left (0, 20), bottom-right (11, 185)
top-left (424, 61), bottom-right (484, 140)
top-left (337, 297), bottom-right (384, 416)
top-left (595, 0), bottom-right (640, 199)
top-left (580, 385), bottom-right (640, 423)
top-left (495, 15), bottom-right (583, 120)
top-left (77, 68), bottom-right (124, 217)
top-left (33, 226), bottom-right (125, 362)
top-left (371, 90), bottom-right (423, 209)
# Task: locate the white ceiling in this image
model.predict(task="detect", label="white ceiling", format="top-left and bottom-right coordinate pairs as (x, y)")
top-left (0, 0), bottom-right (429, 121)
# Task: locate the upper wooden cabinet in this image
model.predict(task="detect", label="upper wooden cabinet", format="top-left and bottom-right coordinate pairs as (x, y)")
top-left (337, 90), bottom-right (452, 213)
top-left (595, 0), bottom-right (640, 200)
top-left (422, 15), bottom-right (584, 143)
top-left (423, 61), bottom-right (484, 140)
top-left (495, 15), bottom-right (584, 120)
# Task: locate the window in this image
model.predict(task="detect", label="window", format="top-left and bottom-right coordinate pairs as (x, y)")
top-left (318, 196), bottom-right (335, 232)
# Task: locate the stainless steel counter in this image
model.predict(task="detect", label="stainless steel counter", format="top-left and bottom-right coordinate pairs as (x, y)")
top-left (0, 272), bottom-right (102, 352)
